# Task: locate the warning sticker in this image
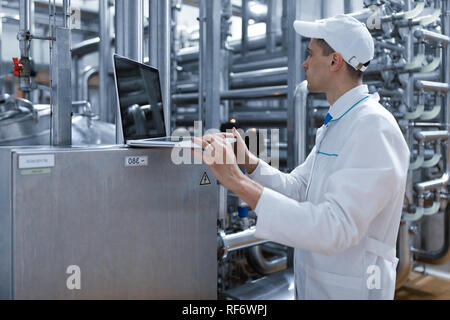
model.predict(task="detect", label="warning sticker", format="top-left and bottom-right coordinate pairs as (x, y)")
top-left (200, 172), bottom-right (211, 186)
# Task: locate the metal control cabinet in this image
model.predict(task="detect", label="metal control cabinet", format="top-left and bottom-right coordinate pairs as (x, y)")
top-left (0, 146), bottom-right (218, 299)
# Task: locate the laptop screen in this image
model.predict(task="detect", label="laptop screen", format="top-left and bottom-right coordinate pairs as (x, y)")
top-left (114, 55), bottom-right (166, 141)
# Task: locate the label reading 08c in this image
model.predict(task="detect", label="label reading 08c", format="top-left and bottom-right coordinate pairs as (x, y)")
top-left (125, 156), bottom-right (148, 167)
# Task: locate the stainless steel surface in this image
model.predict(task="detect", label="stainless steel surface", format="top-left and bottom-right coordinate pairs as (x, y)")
top-left (0, 146), bottom-right (218, 299)
top-left (0, 101), bottom-right (115, 146)
top-left (0, 150), bottom-right (12, 298)
top-left (51, 27), bottom-right (72, 146)
top-left (223, 269), bottom-right (295, 300)
top-left (0, 104), bottom-right (51, 145)
top-left (71, 115), bottom-right (116, 145)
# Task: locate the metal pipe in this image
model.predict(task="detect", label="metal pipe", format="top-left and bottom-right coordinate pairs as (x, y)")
top-left (99, 0), bottom-right (110, 123)
top-left (294, 80), bottom-right (308, 167)
top-left (218, 228), bottom-right (269, 259)
top-left (415, 80), bottom-right (449, 92)
top-left (0, 3), bottom-right (3, 94)
top-left (266, 0), bottom-right (279, 53)
top-left (414, 130), bottom-right (450, 142)
top-left (413, 205), bottom-right (450, 264)
top-left (414, 264), bottom-right (450, 279)
top-left (232, 56), bottom-right (287, 73)
top-left (149, 0), bottom-right (171, 134)
top-left (443, 0), bottom-right (450, 179)
top-left (19, 0), bottom-right (31, 56)
top-left (286, 0), bottom-right (303, 170)
top-left (221, 85), bottom-right (288, 100)
top-left (241, 0), bottom-right (249, 57)
top-left (414, 173), bottom-right (449, 192)
top-left (204, 0), bottom-right (221, 130)
top-left (198, 0), bottom-right (206, 122)
top-left (115, 0), bottom-right (143, 62)
top-left (62, 0), bottom-right (70, 28)
top-left (115, 0), bottom-right (143, 143)
top-left (247, 245), bottom-right (287, 275)
top-left (230, 67), bottom-right (288, 88)
top-left (176, 33), bottom-right (284, 64)
top-left (414, 28), bottom-right (450, 45)
top-left (18, 0), bottom-right (32, 95)
top-left (173, 86), bottom-right (288, 103)
top-left (81, 66), bottom-right (98, 105)
top-left (396, 221), bottom-right (413, 289)
top-left (51, 27), bottom-right (72, 146)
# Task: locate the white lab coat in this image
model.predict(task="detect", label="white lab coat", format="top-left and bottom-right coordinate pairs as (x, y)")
top-left (249, 85), bottom-right (410, 300)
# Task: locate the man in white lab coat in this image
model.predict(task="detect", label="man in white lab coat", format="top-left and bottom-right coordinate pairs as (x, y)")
top-left (192, 15), bottom-right (410, 300)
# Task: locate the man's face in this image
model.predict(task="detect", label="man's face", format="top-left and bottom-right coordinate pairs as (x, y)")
top-left (302, 39), bottom-right (332, 93)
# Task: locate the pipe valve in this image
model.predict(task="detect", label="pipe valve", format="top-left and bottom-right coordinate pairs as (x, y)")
top-left (12, 58), bottom-right (23, 77)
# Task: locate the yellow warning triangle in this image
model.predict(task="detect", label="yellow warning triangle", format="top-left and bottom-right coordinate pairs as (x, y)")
top-left (200, 172), bottom-right (211, 185)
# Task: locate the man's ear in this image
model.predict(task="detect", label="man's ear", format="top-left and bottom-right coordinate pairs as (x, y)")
top-left (330, 52), bottom-right (344, 71)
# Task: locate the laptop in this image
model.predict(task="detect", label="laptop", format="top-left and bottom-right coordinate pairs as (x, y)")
top-left (113, 54), bottom-right (234, 148)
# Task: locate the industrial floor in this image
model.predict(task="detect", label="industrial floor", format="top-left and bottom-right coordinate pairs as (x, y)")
top-left (395, 272), bottom-right (450, 300)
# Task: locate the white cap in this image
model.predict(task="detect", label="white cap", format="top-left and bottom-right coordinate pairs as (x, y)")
top-left (293, 14), bottom-right (374, 72)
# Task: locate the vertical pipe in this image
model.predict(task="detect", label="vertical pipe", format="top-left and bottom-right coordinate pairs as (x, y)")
top-left (396, 221), bottom-right (413, 288)
top-left (442, 0), bottom-right (449, 177)
top-left (294, 81), bottom-right (308, 166)
top-left (398, 0), bottom-right (415, 285)
top-left (148, 0), bottom-right (171, 135)
top-left (99, 0), bottom-right (110, 122)
top-left (115, 0), bottom-right (143, 62)
top-left (344, 0), bottom-right (352, 14)
top-left (282, 0), bottom-right (288, 51)
top-left (149, 0), bottom-right (158, 66)
top-left (18, 0), bottom-right (32, 97)
top-left (19, 0), bottom-right (31, 55)
top-left (241, 0), bottom-right (249, 57)
top-left (115, 0), bottom-right (144, 143)
top-left (0, 2), bottom-right (3, 93)
top-left (204, 0), bottom-right (221, 130)
top-left (63, 0), bottom-right (70, 28)
top-left (286, 0), bottom-right (303, 170)
top-left (159, 0), bottom-right (171, 135)
top-left (405, 0), bottom-right (415, 212)
top-left (51, 27), bottom-right (72, 146)
top-left (266, 0), bottom-right (278, 53)
top-left (198, 0), bottom-right (206, 122)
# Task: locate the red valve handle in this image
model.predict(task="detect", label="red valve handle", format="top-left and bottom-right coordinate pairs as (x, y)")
top-left (13, 57), bottom-right (23, 77)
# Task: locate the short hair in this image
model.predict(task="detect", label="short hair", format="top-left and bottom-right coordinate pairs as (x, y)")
top-left (315, 39), bottom-right (363, 81)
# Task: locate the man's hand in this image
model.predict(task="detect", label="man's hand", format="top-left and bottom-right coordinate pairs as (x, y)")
top-left (191, 134), bottom-right (263, 210)
top-left (215, 127), bottom-right (259, 174)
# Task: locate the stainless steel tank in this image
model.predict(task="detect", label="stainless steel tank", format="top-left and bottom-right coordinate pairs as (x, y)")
top-left (0, 96), bottom-right (115, 146)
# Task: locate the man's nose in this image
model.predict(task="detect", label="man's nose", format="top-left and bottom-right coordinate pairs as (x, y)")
top-left (302, 60), bottom-right (308, 70)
